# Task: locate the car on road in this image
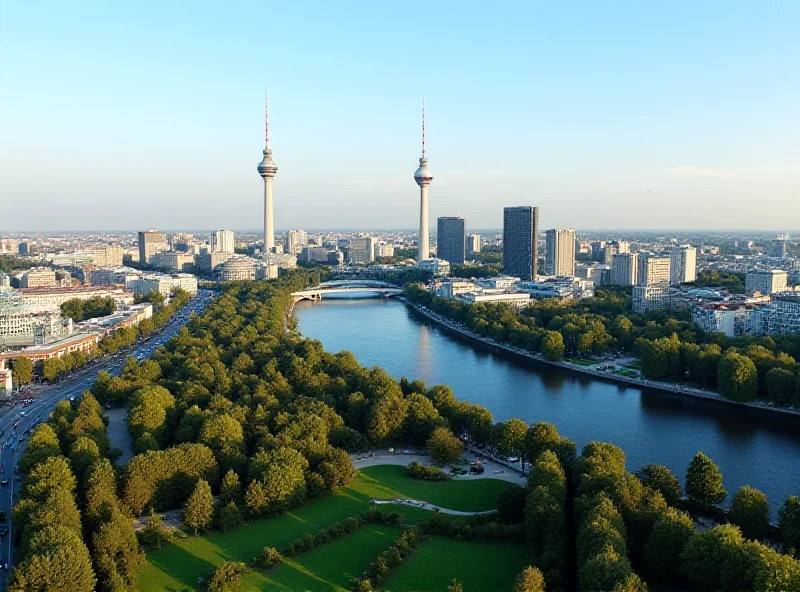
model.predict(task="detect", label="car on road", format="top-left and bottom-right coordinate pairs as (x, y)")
top-left (0, 479), bottom-right (8, 486)
top-left (0, 511), bottom-right (7, 522)
top-left (0, 527), bottom-right (7, 537)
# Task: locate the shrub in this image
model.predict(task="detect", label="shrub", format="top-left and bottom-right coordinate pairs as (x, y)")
top-left (406, 461), bottom-right (451, 481)
top-left (207, 561), bottom-right (249, 592)
top-left (256, 546), bottom-right (282, 569)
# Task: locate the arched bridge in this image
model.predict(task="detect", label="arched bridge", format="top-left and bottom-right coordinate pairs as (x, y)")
top-left (291, 280), bottom-right (403, 303)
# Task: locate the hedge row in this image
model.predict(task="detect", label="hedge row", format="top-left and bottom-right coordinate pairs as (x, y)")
top-left (406, 461), bottom-right (451, 481)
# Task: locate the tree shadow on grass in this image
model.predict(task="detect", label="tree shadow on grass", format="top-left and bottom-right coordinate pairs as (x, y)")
top-left (142, 539), bottom-right (217, 592)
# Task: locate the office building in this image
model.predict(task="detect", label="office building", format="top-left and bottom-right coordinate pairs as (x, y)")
top-left (0, 359), bottom-right (11, 393)
top-left (126, 273), bottom-right (197, 297)
top-left (345, 238), bottom-right (375, 265)
top-left (669, 245), bottom-right (697, 284)
top-left (769, 234), bottom-right (789, 259)
top-left (211, 230), bottom-right (235, 254)
top-left (611, 253), bottom-right (639, 286)
top-left (437, 217), bottom-right (466, 265)
top-left (90, 266), bottom-right (142, 287)
top-left (195, 251), bottom-right (234, 273)
top-left (151, 251), bottom-right (195, 272)
top-left (20, 268), bottom-right (56, 289)
top-left (545, 228), bottom-right (576, 276)
top-left (746, 269), bottom-right (788, 295)
top-left (171, 233), bottom-right (195, 253)
top-left (467, 234), bottom-right (481, 255)
top-left (417, 258), bottom-right (450, 277)
top-left (285, 230), bottom-right (308, 255)
top-left (503, 206), bottom-right (539, 281)
top-left (0, 272), bottom-right (10, 289)
top-left (138, 230), bottom-right (168, 265)
top-left (374, 242), bottom-right (395, 259)
top-left (302, 247), bottom-right (332, 264)
top-left (263, 252), bottom-right (297, 270)
top-left (637, 255), bottom-right (671, 286)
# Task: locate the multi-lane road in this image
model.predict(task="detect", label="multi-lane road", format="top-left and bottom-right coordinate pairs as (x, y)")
top-left (0, 289), bottom-right (212, 584)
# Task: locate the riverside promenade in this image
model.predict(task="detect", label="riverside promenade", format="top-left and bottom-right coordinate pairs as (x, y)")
top-left (403, 299), bottom-right (800, 419)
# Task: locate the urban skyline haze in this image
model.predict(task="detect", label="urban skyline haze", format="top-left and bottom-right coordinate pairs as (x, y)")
top-left (2, 1), bottom-right (798, 232)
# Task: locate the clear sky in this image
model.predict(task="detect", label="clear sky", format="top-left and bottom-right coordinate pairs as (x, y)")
top-left (1, 1), bottom-right (798, 232)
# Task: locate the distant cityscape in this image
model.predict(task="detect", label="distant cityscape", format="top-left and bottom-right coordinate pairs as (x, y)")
top-left (1, 99), bottom-right (800, 392)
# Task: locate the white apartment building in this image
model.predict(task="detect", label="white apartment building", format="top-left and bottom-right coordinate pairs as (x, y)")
top-left (457, 292), bottom-right (531, 308)
top-left (745, 269), bottom-right (788, 296)
top-left (467, 234), bottom-right (481, 254)
top-left (476, 276), bottom-right (521, 290)
top-left (545, 228), bottom-right (576, 277)
top-left (611, 253), bottom-right (638, 286)
top-left (126, 273), bottom-right (198, 297)
top-left (637, 256), bottom-right (671, 286)
top-left (670, 245), bottom-right (697, 284)
top-left (285, 230), bottom-right (308, 255)
top-left (416, 258), bottom-right (451, 277)
top-left (211, 230), bottom-right (235, 254)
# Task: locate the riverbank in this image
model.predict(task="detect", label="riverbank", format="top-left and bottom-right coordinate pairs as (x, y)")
top-left (403, 299), bottom-right (800, 419)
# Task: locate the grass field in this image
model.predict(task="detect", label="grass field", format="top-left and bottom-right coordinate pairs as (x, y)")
top-left (138, 465), bottom-right (513, 591)
top-left (383, 536), bottom-right (532, 592)
top-left (240, 523), bottom-right (404, 591)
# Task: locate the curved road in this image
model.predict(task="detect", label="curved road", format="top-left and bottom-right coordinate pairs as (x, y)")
top-left (0, 289), bottom-right (213, 586)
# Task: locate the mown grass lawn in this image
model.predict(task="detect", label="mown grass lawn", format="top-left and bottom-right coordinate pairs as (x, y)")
top-left (241, 523), bottom-right (404, 591)
top-left (384, 536), bottom-right (532, 592)
top-left (138, 465), bottom-right (512, 591)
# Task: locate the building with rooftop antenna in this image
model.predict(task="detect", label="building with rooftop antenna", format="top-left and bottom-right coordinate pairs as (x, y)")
top-left (414, 101), bottom-right (433, 261)
top-left (257, 92), bottom-right (278, 254)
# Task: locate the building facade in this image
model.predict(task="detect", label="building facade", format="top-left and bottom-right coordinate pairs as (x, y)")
top-left (467, 234), bottom-right (481, 255)
top-left (503, 206), bottom-right (539, 281)
top-left (545, 228), bottom-right (576, 276)
top-left (637, 255), bottom-right (671, 286)
top-left (285, 230), bottom-right (308, 255)
top-left (20, 268), bottom-right (56, 289)
top-left (211, 230), bottom-right (235, 254)
top-left (670, 245), bottom-right (697, 284)
top-left (746, 269), bottom-right (788, 295)
top-left (437, 217), bottom-right (466, 265)
top-left (138, 230), bottom-right (169, 265)
top-left (610, 253), bottom-right (639, 286)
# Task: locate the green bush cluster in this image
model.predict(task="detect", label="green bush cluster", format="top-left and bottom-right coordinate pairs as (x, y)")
top-left (283, 516), bottom-right (365, 557)
top-left (356, 527), bottom-right (425, 590)
top-left (406, 461), bottom-right (451, 481)
top-left (423, 511), bottom-right (525, 543)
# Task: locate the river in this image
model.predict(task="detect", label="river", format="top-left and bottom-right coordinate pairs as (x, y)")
top-left (294, 298), bottom-right (800, 517)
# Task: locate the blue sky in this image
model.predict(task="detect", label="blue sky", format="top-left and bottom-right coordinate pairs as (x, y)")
top-left (1, 1), bottom-right (798, 232)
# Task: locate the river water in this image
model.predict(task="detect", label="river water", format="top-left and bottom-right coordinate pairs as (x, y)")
top-left (295, 298), bottom-right (800, 516)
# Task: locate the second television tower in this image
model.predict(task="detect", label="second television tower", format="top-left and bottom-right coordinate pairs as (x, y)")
top-left (414, 101), bottom-right (433, 261)
top-left (257, 92), bottom-right (278, 254)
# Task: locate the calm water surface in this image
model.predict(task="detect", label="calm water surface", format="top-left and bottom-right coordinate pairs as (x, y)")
top-left (295, 298), bottom-right (800, 516)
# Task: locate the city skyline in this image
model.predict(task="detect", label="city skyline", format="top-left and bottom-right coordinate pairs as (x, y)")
top-left (2, 2), bottom-right (800, 232)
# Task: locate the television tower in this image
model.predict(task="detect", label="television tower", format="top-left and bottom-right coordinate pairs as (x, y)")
top-left (257, 91), bottom-right (278, 254)
top-left (414, 101), bottom-right (433, 261)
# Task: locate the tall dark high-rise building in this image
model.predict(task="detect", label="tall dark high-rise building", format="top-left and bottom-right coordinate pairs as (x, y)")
top-left (437, 216), bottom-right (466, 264)
top-left (503, 206), bottom-right (539, 280)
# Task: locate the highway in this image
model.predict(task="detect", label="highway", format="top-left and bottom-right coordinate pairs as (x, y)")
top-left (0, 288), bottom-right (213, 586)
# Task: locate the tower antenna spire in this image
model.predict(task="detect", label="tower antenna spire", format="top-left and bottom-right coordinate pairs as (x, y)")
top-left (264, 88), bottom-right (270, 150)
top-left (422, 98), bottom-right (426, 158)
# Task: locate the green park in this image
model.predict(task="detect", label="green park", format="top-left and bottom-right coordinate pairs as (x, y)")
top-left (138, 465), bottom-right (525, 592)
